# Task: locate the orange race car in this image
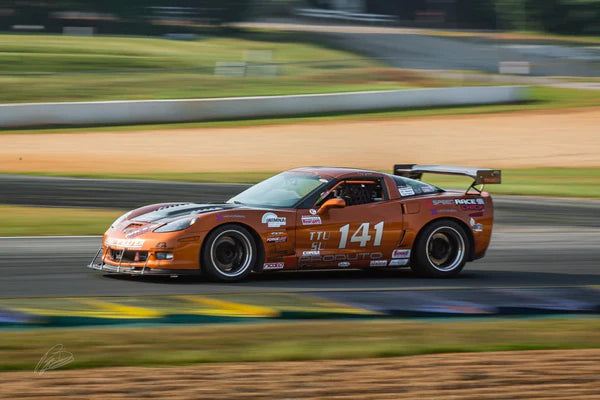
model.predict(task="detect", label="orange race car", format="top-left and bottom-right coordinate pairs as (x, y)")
top-left (88, 165), bottom-right (501, 282)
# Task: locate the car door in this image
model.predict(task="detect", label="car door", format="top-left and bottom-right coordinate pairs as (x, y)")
top-left (295, 176), bottom-right (403, 269)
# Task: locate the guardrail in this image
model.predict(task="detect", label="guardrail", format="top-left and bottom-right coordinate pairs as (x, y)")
top-left (295, 8), bottom-right (397, 23)
top-left (0, 86), bottom-right (529, 128)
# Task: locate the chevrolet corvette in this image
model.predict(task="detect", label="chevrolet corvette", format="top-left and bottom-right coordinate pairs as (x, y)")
top-left (88, 165), bottom-right (501, 281)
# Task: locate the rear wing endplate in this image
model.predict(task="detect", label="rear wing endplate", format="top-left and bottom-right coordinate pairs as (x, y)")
top-left (393, 164), bottom-right (501, 193)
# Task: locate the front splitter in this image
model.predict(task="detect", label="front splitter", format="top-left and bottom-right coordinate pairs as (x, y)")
top-left (88, 263), bottom-right (201, 276)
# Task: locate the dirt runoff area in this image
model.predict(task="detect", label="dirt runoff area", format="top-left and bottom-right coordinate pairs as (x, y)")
top-left (1, 349), bottom-right (599, 399)
top-left (0, 108), bottom-right (599, 174)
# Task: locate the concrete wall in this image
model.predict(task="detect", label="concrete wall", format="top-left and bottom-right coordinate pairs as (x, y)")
top-left (0, 86), bottom-right (528, 128)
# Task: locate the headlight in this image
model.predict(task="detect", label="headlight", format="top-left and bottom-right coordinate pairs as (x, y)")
top-left (111, 211), bottom-right (132, 228)
top-left (154, 217), bottom-right (198, 233)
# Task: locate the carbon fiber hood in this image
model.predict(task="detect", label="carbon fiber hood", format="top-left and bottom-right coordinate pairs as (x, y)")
top-left (131, 203), bottom-right (240, 223)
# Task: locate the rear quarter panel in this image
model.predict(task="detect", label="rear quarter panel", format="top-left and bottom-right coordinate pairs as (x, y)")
top-left (397, 191), bottom-right (494, 261)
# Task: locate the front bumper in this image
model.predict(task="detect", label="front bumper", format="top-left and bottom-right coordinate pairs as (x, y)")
top-left (87, 262), bottom-right (202, 276)
top-left (87, 244), bottom-right (202, 276)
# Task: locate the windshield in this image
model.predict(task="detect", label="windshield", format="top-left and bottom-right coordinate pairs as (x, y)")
top-left (227, 172), bottom-right (331, 208)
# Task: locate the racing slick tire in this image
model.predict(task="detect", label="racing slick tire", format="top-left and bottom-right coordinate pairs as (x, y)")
top-left (201, 224), bottom-right (257, 282)
top-left (411, 219), bottom-right (469, 278)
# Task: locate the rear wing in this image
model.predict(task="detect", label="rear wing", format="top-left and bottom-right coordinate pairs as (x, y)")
top-left (393, 164), bottom-right (501, 193)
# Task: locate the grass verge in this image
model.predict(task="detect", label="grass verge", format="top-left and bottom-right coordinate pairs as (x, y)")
top-left (2, 87), bottom-right (599, 134)
top-left (0, 206), bottom-right (122, 236)
top-left (0, 318), bottom-right (598, 371)
top-left (0, 32), bottom-right (451, 104)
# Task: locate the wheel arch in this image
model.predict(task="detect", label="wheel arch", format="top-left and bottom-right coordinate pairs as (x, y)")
top-left (412, 217), bottom-right (475, 262)
top-left (200, 222), bottom-right (265, 272)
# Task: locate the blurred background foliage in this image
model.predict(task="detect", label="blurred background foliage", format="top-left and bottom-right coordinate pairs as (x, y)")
top-left (0, 0), bottom-right (598, 34)
top-left (494, 0), bottom-right (600, 33)
top-left (0, 0), bottom-right (254, 34)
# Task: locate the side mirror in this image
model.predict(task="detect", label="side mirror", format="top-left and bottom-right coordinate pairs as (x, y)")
top-left (318, 198), bottom-right (346, 215)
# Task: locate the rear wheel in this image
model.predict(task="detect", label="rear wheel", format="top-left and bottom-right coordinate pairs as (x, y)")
top-left (411, 220), bottom-right (469, 278)
top-left (201, 225), bottom-right (257, 282)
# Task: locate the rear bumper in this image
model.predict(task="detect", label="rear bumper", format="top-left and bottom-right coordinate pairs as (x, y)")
top-left (87, 262), bottom-right (201, 276)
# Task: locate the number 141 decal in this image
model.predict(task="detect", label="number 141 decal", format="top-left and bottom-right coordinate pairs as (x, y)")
top-left (338, 222), bottom-right (384, 249)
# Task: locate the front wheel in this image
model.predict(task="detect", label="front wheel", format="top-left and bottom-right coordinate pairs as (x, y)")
top-left (411, 220), bottom-right (469, 278)
top-left (201, 225), bottom-right (257, 282)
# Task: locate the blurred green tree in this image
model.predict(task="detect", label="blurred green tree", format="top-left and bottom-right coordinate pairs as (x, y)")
top-left (495, 0), bottom-right (600, 34)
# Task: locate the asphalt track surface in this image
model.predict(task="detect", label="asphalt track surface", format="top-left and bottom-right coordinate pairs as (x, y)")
top-left (0, 174), bottom-right (247, 209)
top-left (242, 22), bottom-right (600, 77)
top-left (0, 229), bottom-right (598, 300)
top-left (324, 32), bottom-right (600, 77)
top-left (0, 175), bottom-right (598, 301)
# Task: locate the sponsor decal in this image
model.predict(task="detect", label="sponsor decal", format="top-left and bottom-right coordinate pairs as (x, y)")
top-left (454, 199), bottom-right (485, 211)
top-left (338, 262), bottom-right (351, 268)
top-left (155, 242), bottom-right (167, 249)
top-left (392, 249), bottom-right (411, 259)
top-left (124, 224), bottom-right (156, 238)
top-left (455, 198), bottom-right (485, 205)
top-left (263, 262), bottom-right (285, 270)
top-left (421, 185), bottom-right (436, 193)
top-left (301, 216), bottom-right (322, 226)
top-left (483, 176), bottom-right (500, 184)
top-left (309, 209), bottom-right (318, 215)
top-left (398, 186), bottom-right (415, 197)
top-left (262, 212), bottom-right (286, 228)
top-left (267, 236), bottom-right (287, 243)
top-left (389, 259), bottom-right (409, 267)
top-left (470, 217), bottom-right (483, 233)
top-left (469, 212), bottom-right (484, 218)
top-left (302, 250), bottom-right (320, 256)
top-left (300, 251), bottom-right (383, 264)
top-left (431, 199), bottom-right (455, 206)
top-left (105, 238), bottom-right (145, 248)
top-left (431, 208), bottom-right (457, 215)
top-left (460, 204), bottom-right (484, 211)
top-left (269, 231), bottom-right (286, 236)
top-left (370, 260), bottom-right (388, 267)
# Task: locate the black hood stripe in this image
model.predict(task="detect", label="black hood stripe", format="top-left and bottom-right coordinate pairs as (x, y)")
top-left (132, 203), bottom-right (240, 223)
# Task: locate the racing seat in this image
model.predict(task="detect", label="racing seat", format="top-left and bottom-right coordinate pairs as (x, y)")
top-left (335, 183), bottom-right (374, 206)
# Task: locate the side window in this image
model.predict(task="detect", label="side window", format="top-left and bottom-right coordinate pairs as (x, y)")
top-left (393, 176), bottom-right (441, 197)
top-left (320, 179), bottom-right (385, 207)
